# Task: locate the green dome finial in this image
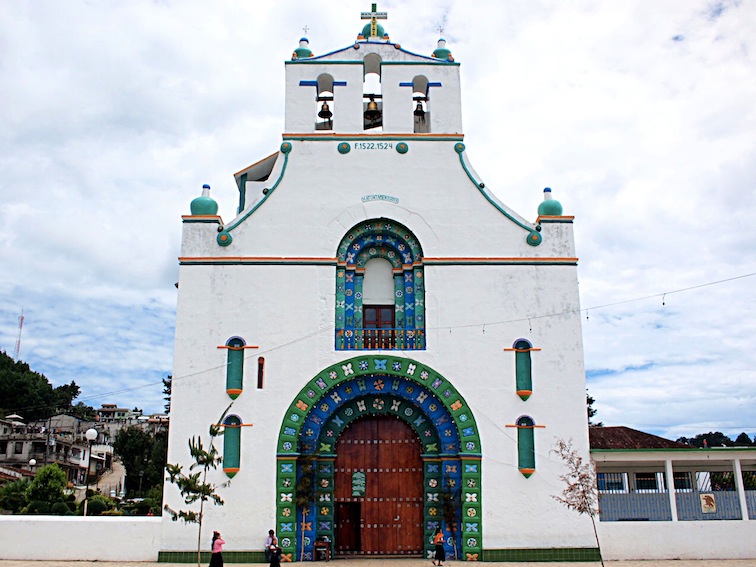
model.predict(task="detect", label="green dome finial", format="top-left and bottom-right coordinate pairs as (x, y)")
top-left (432, 38), bottom-right (454, 61)
top-left (292, 37), bottom-right (313, 60)
top-left (358, 3), bottom-right (389, 40)
top-left (537, 187), bottom-right (563, 216)
top-left (190, 184), bottom-right (219, 216)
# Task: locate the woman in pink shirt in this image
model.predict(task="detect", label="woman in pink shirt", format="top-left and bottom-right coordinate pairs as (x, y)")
top-left (210, 530), bottom-right (225, 567)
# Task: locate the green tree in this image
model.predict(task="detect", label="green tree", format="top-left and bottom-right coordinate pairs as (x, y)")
top-left (163, 375), bottom-right (172, 414)
top-left (114, 426), bottom-right (167, 496)
top-left (0, 478), bottom-right (30, 513)
top-left (734, 432), bottom-right (753, 447)
top-left (587, 390), bottom-right (603, 426)
top-left (26, 463), bottom-right (67, 505)
top-left (164, 404), bottom-right (232, 567)
top-left (0, 351), bottom-right (95, 420)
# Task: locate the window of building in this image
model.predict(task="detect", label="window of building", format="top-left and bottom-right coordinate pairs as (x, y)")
top-left (513, 339), bottom-right (533, 400)
top-left (597, 472), bottom-right (628, 493)
top-left (14, 442), bottom-right (23, 454)
top-left (635, 472), bottom-right (665, 492)
top-left (226, 337), bottom-right (245, 399)
top-left (335, 220), bottom-right (425, 350)
top-left (222, 415), bottom-right (242, 478)
top-left (516, 416), bottom-right (536, 477)
top-left (257, 357), bottom-right (265, 389)
top-left (673, 471), bottom-right (692, 491)
top-left (0, 440), bottom-right (7, 455)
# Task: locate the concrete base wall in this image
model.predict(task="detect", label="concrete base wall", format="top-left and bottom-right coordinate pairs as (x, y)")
top-left (1, 515), bottom-right (755, 561)
top-left (597, 520), bottom-right (756, 560)
top-left (0, 516), bottom-right (161, 561)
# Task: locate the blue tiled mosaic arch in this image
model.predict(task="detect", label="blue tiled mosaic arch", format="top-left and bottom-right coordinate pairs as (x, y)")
top-left (275, 355), bottom-right (482, 561)
top-left (335, 219), bottom-right (426, 350)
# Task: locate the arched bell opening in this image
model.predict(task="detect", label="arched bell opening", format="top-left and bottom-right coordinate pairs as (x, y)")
top-left (412, 75), bottom-right (430, 133)
top-left (363, 53), bottom-right (383, 130)
top-left (316, 73), bottom-right (335, 131)
top-left (276, 355), bottom-right (482, 561)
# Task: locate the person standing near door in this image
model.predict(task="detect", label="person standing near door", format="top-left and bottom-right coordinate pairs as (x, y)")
top-left (432, 528), bottom-right (445, 566)
top-left (265, 530), bottom-right (276, 562)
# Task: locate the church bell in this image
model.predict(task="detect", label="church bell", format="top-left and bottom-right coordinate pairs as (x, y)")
top-left (364, 95), bottom-right (381, 122)
top-left (414, 100), bottom-right (425, 119)
top-left (318, 101), bottom-right (333, 119)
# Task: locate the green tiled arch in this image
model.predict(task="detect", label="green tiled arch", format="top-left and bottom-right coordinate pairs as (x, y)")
top-left (275, 355), bottom-right (482, 561)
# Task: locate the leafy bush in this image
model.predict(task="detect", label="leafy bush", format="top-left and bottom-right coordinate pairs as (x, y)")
top-left (26, 464), bottom-right (67, 504)
top-left (0, 479), bottom-right (29, 514)
top-left (24, 500), bottom-right (50, 514)
top-left (51, 501), bottom-right (70, 515)
top-left (79, 494), bottom-right (115, 516)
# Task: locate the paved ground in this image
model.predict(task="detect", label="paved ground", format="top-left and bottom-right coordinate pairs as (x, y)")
top-left (2, 560), bottom-right (756, 566)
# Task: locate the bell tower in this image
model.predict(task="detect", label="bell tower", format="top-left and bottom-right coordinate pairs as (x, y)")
top-left (284, 6), bottom-right (462, 135)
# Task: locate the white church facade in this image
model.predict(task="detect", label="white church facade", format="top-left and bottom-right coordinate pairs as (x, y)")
top-left (161, 6), bottom-right (598, 562)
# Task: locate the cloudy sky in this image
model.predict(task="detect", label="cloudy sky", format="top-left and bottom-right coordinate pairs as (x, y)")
top-left (1, 1), bottom-right (754, 440)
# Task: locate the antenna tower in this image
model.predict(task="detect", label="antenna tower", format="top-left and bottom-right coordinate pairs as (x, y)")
top-left (13, 309), bottom-right (24, 361)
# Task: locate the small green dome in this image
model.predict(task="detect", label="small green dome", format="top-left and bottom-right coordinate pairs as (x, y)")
top-left (432, 38), bottom-right (453, 61)
top-left (191, 184), bottom-right (219, 215)
top-left (361, 22), bottom-right (385, 38)
top-left (292, 38), bottom-right (313, 60)
top-left (537, 187), bottom-right (563, 216)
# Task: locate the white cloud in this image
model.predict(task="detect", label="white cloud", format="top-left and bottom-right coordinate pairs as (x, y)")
top-left (1, 0), bottom-right (754, 439)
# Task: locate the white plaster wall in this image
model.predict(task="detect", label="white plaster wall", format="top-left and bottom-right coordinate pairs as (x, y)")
top-left (0, 516), bottom-right (161, 561)
top-left (198, 141), bottom-right (547, 259)
top-left (163, 258), bottom-right (593, 551)
top-left (597, 520), bottom-right (756, 560)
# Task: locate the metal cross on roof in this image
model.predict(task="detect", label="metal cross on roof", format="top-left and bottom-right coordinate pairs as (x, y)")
top-left (303, 25), bottom-right (310, 35)
top-left (361, 3), bottom-right (387, 37)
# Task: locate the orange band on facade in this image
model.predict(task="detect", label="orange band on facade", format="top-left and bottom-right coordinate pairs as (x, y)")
top-left (503, 348), bottom-right (542, 352)
top-left (217, 345), bottom-right (259, 350)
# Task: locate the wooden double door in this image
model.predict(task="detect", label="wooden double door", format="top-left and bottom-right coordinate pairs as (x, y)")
top-left (333, 416), bottom-right (423, 556)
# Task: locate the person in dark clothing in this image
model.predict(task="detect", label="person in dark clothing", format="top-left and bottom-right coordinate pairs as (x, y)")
top-left (269, 542), bottom-right (282, 567)
top-left (432, 527), bottom-right (445, 566)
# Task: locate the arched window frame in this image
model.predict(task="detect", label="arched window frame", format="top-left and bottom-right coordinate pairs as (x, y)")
top-left (516, 415), bottom-right (536, 478)
top-left (225, 336), bottom-right (245, 399)
top-left (222, 414), bottom-right (242, 478)
top-left (335, 219), bottom-right (425, 350)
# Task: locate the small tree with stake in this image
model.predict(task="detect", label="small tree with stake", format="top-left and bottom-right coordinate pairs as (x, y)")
top-left (440, 481), bottom-right (460, 559)
top-left (294, 453), bottom-right (318, 561)
top-left (164, 404), bottom-right (232, 567)
top-left (551, 438), bottom-right (604, 567)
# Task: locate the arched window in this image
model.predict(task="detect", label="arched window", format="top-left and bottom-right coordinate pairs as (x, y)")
top-left (363, 53), bottom-right (382, 131)
top-left (516, 415), bottom-right (536, 478)
top-left (222, 415), bottom-right (242, 478)
top-left (316, 74), bottom-right (335, 131)
top-left (412, 75), bottom-right (430, 133)
top-left (335, 219), bottom-right (425, 350)
top-left (257, 357), bottom-right (265, 389)
top-left (514, 339), bottom-right (533, 400)
top-left (226, 337), bottom-right (245, 399)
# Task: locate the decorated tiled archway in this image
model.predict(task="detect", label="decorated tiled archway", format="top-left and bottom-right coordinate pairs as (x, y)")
top-left (276, 355), bottom-right (482, 561)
